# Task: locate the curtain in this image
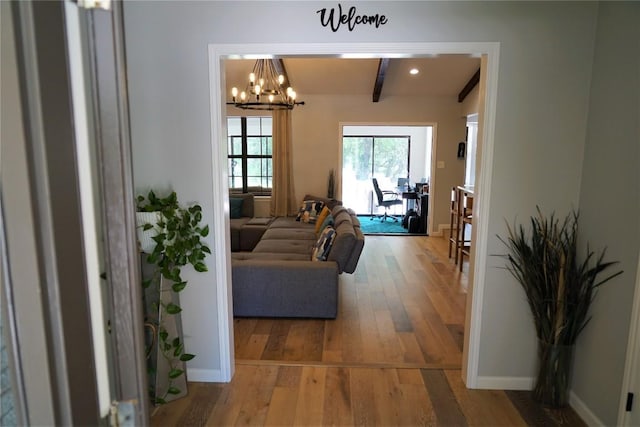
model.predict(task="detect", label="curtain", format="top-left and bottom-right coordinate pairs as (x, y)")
top-left (270, 109), bottom-right (297, 216)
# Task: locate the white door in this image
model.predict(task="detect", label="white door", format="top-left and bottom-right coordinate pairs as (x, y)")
top-left (6, 1), bottom-right (148, 424)
top-left (620, 253), bottom-right (640, 426)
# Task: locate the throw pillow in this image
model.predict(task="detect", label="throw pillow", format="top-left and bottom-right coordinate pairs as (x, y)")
top-left (311, 226), bottom-right (336, 261)
top-left (296, 200), bottom-right (325, 223)
top-left (314, 206), bottom-right (332, 234)
top-left (318, 214), bottom-right (334, 235)
top-left (230, 197), bottom-right (244, 219)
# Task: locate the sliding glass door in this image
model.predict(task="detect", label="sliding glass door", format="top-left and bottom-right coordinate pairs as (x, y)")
top-left (342, 135), bottom-right (410, 215)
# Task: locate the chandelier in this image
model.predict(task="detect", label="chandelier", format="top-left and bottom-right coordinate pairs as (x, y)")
top-left (228, 59), bottom-right (304, 110)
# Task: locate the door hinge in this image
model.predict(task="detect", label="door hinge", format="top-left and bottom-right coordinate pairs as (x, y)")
top-left (75, 0), bottom-right (112, 11)
top-left (109, 400), bottom-right (137, 427)
top-left (626, 392), bottom-right (634, 412)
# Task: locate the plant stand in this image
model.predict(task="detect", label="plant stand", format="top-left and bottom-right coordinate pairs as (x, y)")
top-left (141, 255), bottom-right (188, 405)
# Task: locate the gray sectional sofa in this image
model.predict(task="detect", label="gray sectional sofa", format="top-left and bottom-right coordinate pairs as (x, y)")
top-left (230, 196), bottom-right (365, 319)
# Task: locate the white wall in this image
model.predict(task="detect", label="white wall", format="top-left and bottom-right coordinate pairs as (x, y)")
top-left (573, 3), bottom-right (640, 425)
top-left (123, 1), bottom-right (639, 422)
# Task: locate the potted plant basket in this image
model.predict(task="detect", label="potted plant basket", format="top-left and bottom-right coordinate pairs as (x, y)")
top-left (498, 207), bottom-right (622, 408)
top-left (136, 190), bottom-right (210, 406)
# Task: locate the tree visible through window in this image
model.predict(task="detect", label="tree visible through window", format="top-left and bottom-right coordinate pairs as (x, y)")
top-left (228, 116), bottom-right (272, 196)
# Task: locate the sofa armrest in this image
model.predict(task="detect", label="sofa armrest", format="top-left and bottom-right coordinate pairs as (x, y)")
top-left (231, 260), bottom-right (339, 318)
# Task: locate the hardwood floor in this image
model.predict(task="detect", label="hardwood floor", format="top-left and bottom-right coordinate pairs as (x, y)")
top-left (151, 235), bottom-right (586, 426)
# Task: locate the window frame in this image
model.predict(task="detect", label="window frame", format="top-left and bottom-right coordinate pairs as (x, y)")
top-left (227, 116), bottom-right (273, 196)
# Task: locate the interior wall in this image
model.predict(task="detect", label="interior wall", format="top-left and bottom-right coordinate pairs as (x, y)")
top-left (123, 0), bottom-right (610, 407)
top-left (573, 2), bottom-right (640, 425)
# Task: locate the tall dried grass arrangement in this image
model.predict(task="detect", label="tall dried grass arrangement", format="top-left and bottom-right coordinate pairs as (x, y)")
top-left (498, 207), bottom-right (622, 347)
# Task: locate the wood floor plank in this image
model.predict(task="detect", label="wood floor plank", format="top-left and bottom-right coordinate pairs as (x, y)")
top-left (421, 369), bottom-right (468, 426)
top-left (235, 334), bottom-right (269, 360)
top-left (292, 366), bottom-right (327, 426)
top-left (301, 320), bottom-right (325, 361)
top-left (397, 332), bottom-right (427, 364)
top-left (447, 323), bottom-right (465, 352)
top-left (233, 365), bottom-right (278, 426)
top-left (262, 367), bottom-right (302, 426)
top-left (174, 382), bottom-right (223, 427)
top-left (149, 383), bottom-right (199, 426)
top-left (349, 368), bottom-right (378, 426)
top-left (206, 365), bottom-right (258, 426)
top-left (405, 304), bottom-right (446, 363)
top-left (444, 370), bottom-right (527, 426)
top-left (281, 323), bottom-right (306, 361)
top-left (260, 319), bottom-right (292, 360)
top-left (374, 309), bottom-right (405, 363)
top-left (322, 367), bottom-right (353, 426)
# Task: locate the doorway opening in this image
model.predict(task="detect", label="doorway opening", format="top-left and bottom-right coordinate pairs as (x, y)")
top-left (209, 43), bottom-right (499, 387)
top-left (340, 124), bottom-right (433, 233)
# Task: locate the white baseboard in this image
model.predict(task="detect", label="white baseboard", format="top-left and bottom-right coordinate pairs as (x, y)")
top-left (187, 368), bottom-right (226, 383)
top-left (569, 391), bottom-right (604, 427)
top-left (475, 375), bottom-right (535, 390)
top-left (437, 223), bottom-right (456, 237)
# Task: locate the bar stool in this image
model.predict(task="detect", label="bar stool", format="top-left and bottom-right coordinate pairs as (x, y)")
top-left (459, 192), bottom-right (474, 272)
top-left (448, 187), bottom-right (461, 264)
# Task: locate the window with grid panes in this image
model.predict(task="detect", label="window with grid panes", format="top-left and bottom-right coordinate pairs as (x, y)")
top-left (227, 116), bottom-right (272, 196)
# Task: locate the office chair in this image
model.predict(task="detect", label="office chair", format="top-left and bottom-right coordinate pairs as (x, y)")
top-left (372, 178), bottom-right (403, 222)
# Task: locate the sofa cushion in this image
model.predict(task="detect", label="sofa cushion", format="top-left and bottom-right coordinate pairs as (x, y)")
top-left (230, 197), bottom-right (244, 219)
top-left (253, 238), bottom-right (316, 254)
top-left (269, 217), bottom-right (314, 229)
top-left (262, 228), bottom-right (318, 240)
top-left (326, 221), bottom-right (356, 272)
top-left (343, 226), bottom-right (365, 274)
top-left (229, 217), bottom-right (252, 252)
top-left (333, 209), bottom-right (352, 228)
top-left (232, 252), bottom-right (310, 261)
top-left (312, 226), bottom-right (336, 261)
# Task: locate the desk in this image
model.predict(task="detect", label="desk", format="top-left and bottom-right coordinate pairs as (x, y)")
top-left (402, 191), bottom-right (418, 212)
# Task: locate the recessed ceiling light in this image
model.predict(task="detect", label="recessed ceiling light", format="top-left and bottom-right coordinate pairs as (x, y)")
top-left (409, 68), bottom-right (419, 75)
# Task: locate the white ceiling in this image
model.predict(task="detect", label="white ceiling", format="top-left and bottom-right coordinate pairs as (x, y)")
top-left (224, 55), bottom-right (481, 101)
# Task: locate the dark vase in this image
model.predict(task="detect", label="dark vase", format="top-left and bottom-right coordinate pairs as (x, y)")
top-left (533, 341), bottom-right (574, 408)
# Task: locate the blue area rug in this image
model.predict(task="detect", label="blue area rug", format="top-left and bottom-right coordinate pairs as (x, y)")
top-left (357, 215), bottom-right (408, 235)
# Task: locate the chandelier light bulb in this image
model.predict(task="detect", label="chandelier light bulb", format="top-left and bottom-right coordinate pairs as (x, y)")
top-left (229, 59), bottom-right (303, 110)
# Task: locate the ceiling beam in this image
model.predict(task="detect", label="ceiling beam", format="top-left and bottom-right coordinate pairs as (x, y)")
top-left (272, 58), bottom-right (292, 88)
top-left (458, 68), bottom-right (480, 103)
top-left (372, 58), bottom-right (390, 102)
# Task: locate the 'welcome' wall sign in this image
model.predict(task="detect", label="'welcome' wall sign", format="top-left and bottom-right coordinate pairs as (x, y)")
top-left (317, 4), bottom-right (388, 32)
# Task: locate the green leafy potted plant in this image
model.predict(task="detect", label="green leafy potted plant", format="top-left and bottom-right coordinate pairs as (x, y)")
top-left (136, 190), bottom-right (210, 405)
top-left (498, 207), bottom-right (622, 408)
